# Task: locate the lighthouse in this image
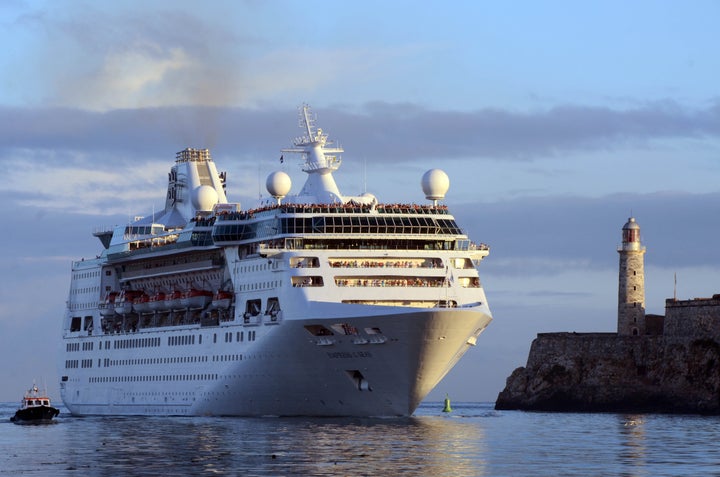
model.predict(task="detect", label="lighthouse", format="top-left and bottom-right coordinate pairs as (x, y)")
top-left (617, 217), bottom-right (646, 336)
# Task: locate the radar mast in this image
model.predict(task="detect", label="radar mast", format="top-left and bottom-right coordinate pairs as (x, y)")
top-left (281, 104), bottom-right (344, 203)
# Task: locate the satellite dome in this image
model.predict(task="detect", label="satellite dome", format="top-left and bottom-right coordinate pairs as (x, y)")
top-left (266, 171), bottom-right (292, 199)
top-left (191, 185), bottom-right (219, 211)
top-left (421, 169), bottom-right (450, 201)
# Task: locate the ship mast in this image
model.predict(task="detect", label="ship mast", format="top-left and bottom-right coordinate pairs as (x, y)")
top-left (281, 104), bottom-right (344, 203)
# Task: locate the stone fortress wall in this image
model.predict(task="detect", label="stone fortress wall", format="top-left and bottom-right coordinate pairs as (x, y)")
top-left (495, 218), bottom-right (720, 413)
top-left (664, 296), bottom-right (720, 338)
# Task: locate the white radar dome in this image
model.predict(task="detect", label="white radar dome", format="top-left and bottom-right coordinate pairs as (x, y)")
top-left (191, 185), bottom-right (219, 211)
top-left (266, 171), bottom-right (292, 199)
top-left (361, 192), bottom-right (377, 202)
top-left (421, 169), bottom-right (450, 201)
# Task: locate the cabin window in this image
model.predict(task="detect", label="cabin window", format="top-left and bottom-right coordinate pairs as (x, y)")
top-left (331, 323), bottom-right (359, 335)
top-left (291, 276), bottom-right (324, 287)
top-left (290, 257), bottom-right (319, 268)
top-left (70, 317), bottom-right (81, 332)
top-left (451, 258), bottom-right (474, 269)
top-left (458, 277), bottom-right (481, 288)
top-left (304, 325), bottom-right (333, 336)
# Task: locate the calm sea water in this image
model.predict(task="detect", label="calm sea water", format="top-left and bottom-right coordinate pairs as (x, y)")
top-left (2, 401), bottom-right (720, 476)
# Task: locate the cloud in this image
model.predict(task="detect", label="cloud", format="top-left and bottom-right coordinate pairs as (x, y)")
top-left (7, 3), bottom-right (414, 112)
top-left (335, 100), bottom-right (720, 161)
top-left (1, 100), bottom-right (718, 165)
top-left (454, 190), bottom-right (720, 271)
top-left (8, 4), bottom-right (248, 110)
top-left (8, 163), bottom-right (167, 215)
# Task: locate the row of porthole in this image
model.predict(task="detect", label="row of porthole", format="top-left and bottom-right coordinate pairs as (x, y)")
top-left (71, 286), bottom-right (100, 295)
top-left (237, 280), bottom-right (283, 291)
top-left (102, 356), bottom-right (210, 367)
top-left (89, 374), bottom-right (220, 383)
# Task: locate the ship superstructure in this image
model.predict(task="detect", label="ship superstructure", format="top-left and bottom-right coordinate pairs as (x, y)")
top-left (60, 105), bottom-right (492, 416)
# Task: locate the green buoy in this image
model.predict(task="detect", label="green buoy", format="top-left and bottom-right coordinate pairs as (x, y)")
top-left (442, 394), bottom-right (452, 413)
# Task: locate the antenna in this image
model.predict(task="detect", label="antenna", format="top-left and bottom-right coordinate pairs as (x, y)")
top-left (674, 272), bottom-right (677, 300)
top-left (363, 157), bottom-right (367, 193)
top-left (301, 104), bottom-right (315, 139)
top-left (257, 163), bottom-right (262, 200)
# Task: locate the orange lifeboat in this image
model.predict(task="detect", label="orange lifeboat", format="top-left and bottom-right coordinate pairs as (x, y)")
top-left (211, 290), bottom-right (234, 309)
top-left (114, 289), bottom-right (143, 315)
top-left (165, 289), bottom-right (183, 310)
top-left (180, 289), bottom-right (213, 309)
top-left (99, 291), bottom-right (119, 316)
top-left (132, 293), bottom-right (151, 314)
top-left (148, 291), bottom-right (167, 311)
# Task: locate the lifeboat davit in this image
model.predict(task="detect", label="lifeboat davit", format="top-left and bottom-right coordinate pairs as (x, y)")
top-left (180, 289), bottom-right (213, 309)
top-left (99, 292), bottom-right (119, 316)
top-left (211, 290), bottom-right (234, 309)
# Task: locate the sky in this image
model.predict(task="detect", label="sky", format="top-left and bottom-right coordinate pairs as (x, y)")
top-left (1, 0), bottom-right (719, 404)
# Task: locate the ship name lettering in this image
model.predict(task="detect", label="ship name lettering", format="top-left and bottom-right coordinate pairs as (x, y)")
top-left (326, 351), bottom-right (372, 359)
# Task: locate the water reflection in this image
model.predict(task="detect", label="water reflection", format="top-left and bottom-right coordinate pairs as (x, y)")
top-left (47, 412), bottom-right (487, 476)
top-left (10, 403), bottom-right (720, 476)
top-left (618, 414), bottom-right (647, 476)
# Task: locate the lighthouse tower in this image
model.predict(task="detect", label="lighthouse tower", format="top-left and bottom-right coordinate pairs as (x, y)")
top-left (617, 217), bottom-right (646, 336)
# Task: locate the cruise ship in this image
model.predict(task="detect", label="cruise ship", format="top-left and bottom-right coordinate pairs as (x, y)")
top-left (60, 105), bottom-right (492, 416)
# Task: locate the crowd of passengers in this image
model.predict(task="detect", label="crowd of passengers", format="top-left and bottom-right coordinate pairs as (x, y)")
top-left (335, 278), bottom-right (445, 287)
top-left (329, 259), bottom-right (442, 268)
top-left (214, 202), bottom-right (449, 221)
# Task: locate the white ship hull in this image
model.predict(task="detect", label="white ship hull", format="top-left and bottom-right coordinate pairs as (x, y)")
top-left (60, 306), bottom-right (490, 417)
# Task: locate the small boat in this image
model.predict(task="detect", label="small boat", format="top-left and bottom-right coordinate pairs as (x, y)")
top-left (10, 384), bottom-right (60, 423)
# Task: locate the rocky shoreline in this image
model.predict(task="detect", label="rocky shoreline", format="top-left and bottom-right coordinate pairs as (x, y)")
top-left (495, 332), bottom-right (720, 414)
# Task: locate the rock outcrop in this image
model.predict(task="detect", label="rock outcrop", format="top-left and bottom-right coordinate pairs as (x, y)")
top-left (495, 332), bottom-right (720, 413)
